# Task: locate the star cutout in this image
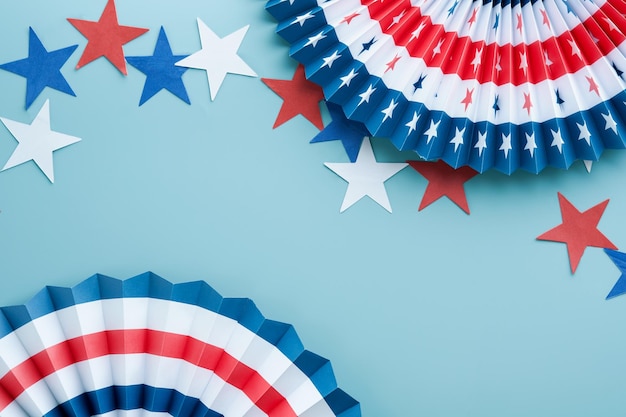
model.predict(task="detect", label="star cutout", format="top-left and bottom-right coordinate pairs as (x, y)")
top-left (0, 100), bottom-right (81, 183)
top-left (262, 64), bottom-right (324, 129)
top-left (577, 120), bottom-right (592, 145)
top-left (450, 127), bottom-right (465, 152)
top-left (516, 13), bottom-right (523, 34)
top-left (537, 193), bottom-right (616, 273)
top-left (541, 9), bottom-right (551, 28)
top-left (359, 37), bottom-right (376, 55)
top-left (388, 10), bottom-right (405, 29)
top-left (380, 99), bottom-right (398, 123)
top-left (321, 50), bottom-right (341, 68)
top-left (544, 51), bottom-right (553, 68)
top-left (551, 128), bottom-right (564, 153)
top-left (405, 111), bottom-right (420, 137)
top-left (563, 0), bottom-right (576, 15)
top-left (474, 130), bottom-right (487, 157)
top-left (493, 13), bottom-right (500, 30)
top-left (357, 84), bottom-right (376, 106)
top-left (292, 11), bottom-right (315, 26)
top-left (447, 1), bottom-right (459, 17)
top-left (500, 133), bottom-right (512, 158)
top-left (67, 0), bottom-right (148, 75)
top-left (519, 51), bottom-right (528, 76)
top-left (461, 88), bottom-right (473, 111)
top-left (324, 138), bottom-right (407, 212)
top-left (432, 39), bottom-right (443, 58)
top-left (605, 249), bottom-right (626, 299)
top-left (0, 27), bottom-right (77, 109)
top-left (495, 54), bottom-right (502, 74)
top-left (602, 111), bottom-right (617, 134)
top-left (311, 102), bottom-right (367, 162)
top-left (125, 27), bottom-right (190, 106)
top-left (176, 19), bottom-right (256, 101)
top-left (408, 160), bottom-right (478, 214)
top-left (568, 38), bottom-right (582, 60)
top-left (339, 68), bottom-right (358, 88)
top-left (304, 31), bottom-right (326, 48)
top-left (409, 23), bottom-right (426, 41)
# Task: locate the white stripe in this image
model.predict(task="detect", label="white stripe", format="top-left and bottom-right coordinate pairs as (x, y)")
top-left (0, 299), bottom-right (334, 417)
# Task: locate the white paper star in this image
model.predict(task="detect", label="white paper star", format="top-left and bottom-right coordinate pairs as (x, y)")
top-left (577, 120), bottom-right (591, 145)
top-left (519, 51), bottom-right (528, 76)
top-left (357, 84), bottom-right (376, 106)
top-left (409, 23), bottom-right (426, 41)
top-left (339, 69), bottom-right (358, 88)
top-left (293, 11), bottom-right (315, 26)
top-left (1, 100), bottom-right (81, 183)
top-left (424, 119), bottom-right (440, 144)
top-left (603, 111), bottom-right (618, 134)
top-left (524, 131), bottom-right (537, 157)
top-left (381, 99), bottom-right (397, 123)
top-left (568, 39), bottom-right (582, 60)
top-left (321, 50), bottom-right (341, 68)
top-left (471, 47), bottom-right (482, 73)
top-left (324, 138), bottom-right (407, 212)
top-left (432, 39), bottom-right (443, 58)
top-left (583, 160), bottom-right (593, 173)
top-left (176, 19), bottom-right (257, 101)
top-left (304, 31), bottom-right (326, 48)
top-left (405, 112), bottom-right (420, 136)
top-left (551, 128), bottom-right (564, 153)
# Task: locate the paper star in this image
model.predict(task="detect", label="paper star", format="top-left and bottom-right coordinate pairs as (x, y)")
top-left (537, 193), bottom-right (616, 273)
top-left (176, 19), bottom-right (256, 101)
top-left (424, 119), bottom-right (440, 144)
top-left (0, 100), bottom-right (81, 183)
top-left (602, 111), bottom-right (617, 134)
top-left (577, 120), bottom-right (592, 145)
top-left (125, 27), bottom-right (190, 106)
top-left (586, 76), bottom-right (600, 96)
top-left (408, 160), bottom-right (477, 214)
top-left (413, 74), bottom-right (426, 91)
top-left (450, 127), bottom-right (465, 152)
top-left (67, 0), bottom-right (148, 75)
top-left (311, 103), bottom-right (368, 162)
top-left (474, 130), bottom-right (487, 157)
top-left (524, 131), bottom-right (537, 157)
top-left (262, 64), bottom-right (324, 129)
top-left (551, 128), bottom-right (564, 153)
top-left (500, 133), bottom-right (512, 158)
top-left (324, 138), bottom-right (407, 212)
top-left (359, 37), bottom-right (376, 55)
top-left (522, 92), bottom-right (532, 115)
top-left (357, 84), bottom-right (376, 106)
top-left (461, 88), bottom-right (473, 111)
top-left (0, 28), bottom-right (77, 109)
top-left (605, 249), bottom-right (626, 299)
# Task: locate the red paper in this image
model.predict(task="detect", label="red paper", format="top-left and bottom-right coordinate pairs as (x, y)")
top-left (537, 193), bottom-right (617, 273)
top-left (408, 160), bottom-right (477, 214)
top-left (261, 64), bottom-right (324, 130)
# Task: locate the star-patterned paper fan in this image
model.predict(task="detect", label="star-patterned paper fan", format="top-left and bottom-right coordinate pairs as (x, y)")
top-left (266, 0), bottom-right (626, 174)
top-left (0, 273), bottom-right (360, 417)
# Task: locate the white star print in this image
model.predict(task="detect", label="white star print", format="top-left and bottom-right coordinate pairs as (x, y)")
top-left (432, 39), bottom-right (443, 58)
top-left (410, 22), bottom-right (426, 41)
top-left (321, 50), bottom-right (341, 68)
top-left (405, 112), bottom-right (420, 136)
top-left (474, 130), bottom-right (487, 157)
top-left (324, 138), bottom-right (407, 213)
top-left (339, 69), bottom-right (358, 88)
top-left (495, 54), bottom-right (502, 74)
top-left (388, 10), bottom-right (405, 29)
top-left (551, 128), bottom-right (564, 153)
top-left (544, 51), bottom-right (553, 67)
top-left (1, 100), bottom-right (81, 183)
top-left (603, 111), bottom-right (618, 134)
top-left (471, 47), bottom-right (482, 73)
top-left (577, 120), bottom-right (592, 145)
top-left (176, 19), bottom-right (257, 101)
top-left (357, 84), bottom-right (376, 106)
top-left (293, 11), bottom-right (315, 26)
top-left (450, 127), bottom-right (465, 152)
top-left (424, 119), bottom-right (440, 144)
top-left (568, 39), bottom-right (582, 60)
top-left (604, 16), bottom-right (619, 31)
top-left (304, 31), bottom-right (326, 48)
top-left (524, 131), bottom-right (537, 157)
top-left (500, 133), bottom-right (511, 158)
top-left (381, 99), bottom-right (398, 123)
top-left (519, 51), bottom-right (528, 76)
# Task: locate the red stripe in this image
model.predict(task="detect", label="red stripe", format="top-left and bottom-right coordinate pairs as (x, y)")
top-left (0, 330), bottom-right (298, 417)
top-left (355, 0), bottom-right (626, 86)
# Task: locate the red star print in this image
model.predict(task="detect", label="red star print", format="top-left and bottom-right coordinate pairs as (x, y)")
top-left (522, 92), bottom-right (532, 115)
top-left (408, 160), bottom-right (478, 214)
top-left (516, 13), bottom-right (523, 34)
top-left (67, 0), bottom-right (148, 75)
top-left (537, 193), bottom-right (616, 273)
top-left (467, 8), bottom-right (478, 28)
top-left (586, 76), bottom-right (600, 96)
top-left (540, 9), bottom-right (551, 29)
top-left (461, 88), bottom-right (473, 111)
top-left (261, 64), bottom-right (324, 130)
top-left (341, 12), bottom-right (360, 24)
top-left (385, 54), bottom-right (401, 73)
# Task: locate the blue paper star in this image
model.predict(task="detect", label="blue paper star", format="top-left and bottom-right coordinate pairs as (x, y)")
top-left (447, 1), bottom-right (459, 17)
top-left (358, 37), bottom-right (376, 55)
top-left (310, 102), bottom-right (368, 162)
top-left (492, 95), bottom-right (500, 115)
top-left (413, 74), bottom-right (426, 91)
top-left (605, 249), bottom-right (626, 299)
top-left (555, 89), bottom-right (564, 106)
top-left (126, 27), bottom-right (190, 106)
top-left (493, 13), bottom-right (500, 30)
top-left (0, 27), bottom-right (77, 109)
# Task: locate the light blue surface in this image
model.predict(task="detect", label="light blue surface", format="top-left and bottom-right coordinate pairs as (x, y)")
top-left (1, 1), bottom-right (626, 416)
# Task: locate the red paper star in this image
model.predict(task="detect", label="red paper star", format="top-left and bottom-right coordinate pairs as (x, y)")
top-left (261, 64), bottom-right (324, 130)
top-left (68, 0), bottom-right (148, 75)
top-left (537, 193), bottom-right (617, 273)
top-left (522, 92), bottom-right (532, 115)
top-left (461, 88), bottom-right (473, 111)
top-left (408, 160), bottom-right (478, 214)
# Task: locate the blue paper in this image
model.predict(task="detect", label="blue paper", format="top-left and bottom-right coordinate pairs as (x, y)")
top-left (310, 102), bottom-right (367, 162)
top-left (605, 249), bottom-right (626, 300)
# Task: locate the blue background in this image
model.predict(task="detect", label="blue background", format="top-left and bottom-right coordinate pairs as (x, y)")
top-left (1, 1), bottom-right (626, 416)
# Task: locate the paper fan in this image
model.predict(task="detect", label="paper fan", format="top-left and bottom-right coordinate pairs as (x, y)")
top-left (0, 273), bottom-right (360, 417)
top-left (266, 0), bottom-right (626, 174)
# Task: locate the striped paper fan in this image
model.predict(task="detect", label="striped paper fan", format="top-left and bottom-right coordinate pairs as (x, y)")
top-left (0, 273), bottom-right (360, 417)
top-left (266, 0), bottom-right (626, 174)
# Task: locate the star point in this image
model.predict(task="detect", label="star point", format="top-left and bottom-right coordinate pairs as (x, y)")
top-left (450, 127), bottom-right (465, 152)
top-left (175, 20), bottom-right (256, 101)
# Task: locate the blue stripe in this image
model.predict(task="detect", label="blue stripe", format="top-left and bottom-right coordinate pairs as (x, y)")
top-left (42, 385), bottom-right (223, 417)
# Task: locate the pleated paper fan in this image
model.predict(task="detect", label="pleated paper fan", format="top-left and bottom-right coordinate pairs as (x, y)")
top-left (0, 273), bottom-right (360, 417)
top-left (266, 0), bottom-right (626, 174)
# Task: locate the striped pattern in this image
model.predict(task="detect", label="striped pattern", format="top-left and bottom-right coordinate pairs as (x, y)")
top-left (0, 273), bottom-right (360, 417)
top-left (266, 0), bottom-right (626, 174)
